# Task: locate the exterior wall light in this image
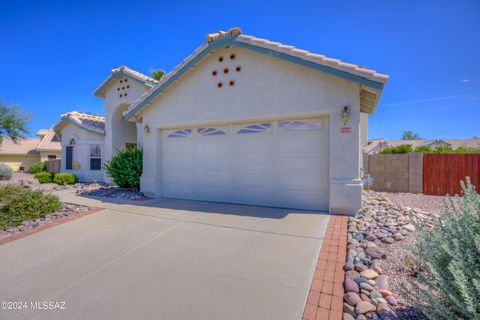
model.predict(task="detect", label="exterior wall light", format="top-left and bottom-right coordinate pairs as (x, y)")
top-left (144, 125), bottom-right (151, 136)
top-left (341, 106), bottom-right (350, 126)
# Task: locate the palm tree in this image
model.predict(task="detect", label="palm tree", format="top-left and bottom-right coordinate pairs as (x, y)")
top-left (150, 69), bottom-right (165, 81)
top-left (402, 130), bottom-right (421, 140)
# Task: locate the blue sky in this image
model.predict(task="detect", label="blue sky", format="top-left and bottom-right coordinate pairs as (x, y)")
top-left (1, 0), bottom-right (479, 140)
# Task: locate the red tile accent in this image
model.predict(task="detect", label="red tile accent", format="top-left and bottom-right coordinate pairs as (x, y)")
top-left (303, 303), bottom-right (317, 320)
top-left (0, 208), bottom-right (104, 246)
top-left (321, 280), bottom-right (333, 295)
top-left (316, 307), bottom-right (330, 320)
top-left (302, 215), bottom-right (348, 320)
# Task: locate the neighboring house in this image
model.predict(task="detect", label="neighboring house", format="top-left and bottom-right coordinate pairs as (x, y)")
top-left (52, 112), bottom-right (105, 182)
top-left (0, 129), bottom-right (61, 171)
top-left (55, 27), bottom-right (389, 215)
top-left (366, 138), bottom-right (480, 154)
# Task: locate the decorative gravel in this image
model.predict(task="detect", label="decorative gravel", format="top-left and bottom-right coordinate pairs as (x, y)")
top-left (343, 191), bottom-right (442, 320)
top-left (0, 203), bottom-right (91, 240)
top-left (77, 186), bottom-right (150, 201)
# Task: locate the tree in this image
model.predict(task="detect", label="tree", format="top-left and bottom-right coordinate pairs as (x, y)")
top-left (150, 69), bottom-right (165, 81)
top-left (0, 98), bottom-right (33, 143)
top-left (402, 130), bottom-right (421, 140)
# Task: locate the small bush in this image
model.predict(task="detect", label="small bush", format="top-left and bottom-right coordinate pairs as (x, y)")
top-left (0, 162), bottom-right (13, 180)
top-left (34, 172), bottom-right (54, 184)
top-left (103, 147), bottom-right (142, 189)
top-left (414, 145), bottom-right (432, 153)
top-left (53, 173), bottom-right (78, 185)
top-left (380, 144), bottom-right (413, 154)
top-left (0, 185), bottom-right (62, 229)
top-left (401, 178), bottom-right (480, 319)
top-left (28, 161), bottom-right (45, 174)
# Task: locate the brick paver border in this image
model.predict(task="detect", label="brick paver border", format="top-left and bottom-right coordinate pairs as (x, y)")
top-left (0, 207), bottom-right (104, 246)
top-left (302, 215), bottom-right (348, 320)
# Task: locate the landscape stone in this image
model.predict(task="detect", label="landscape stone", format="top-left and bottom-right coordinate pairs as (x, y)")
top-left (355, 301), bottom-right (376, 314)
top-left (360, 269), bottom-right (379, 280)
top-left (365, 247), bottom-right (386, 259)
top-left (375, 275), bottom-right (390, 290)
top-left (344, 277), bottom-right (359, 293)
top-left (386, 295), bottom-right (398, 306)
top-left (343, 292), bottom-right (361, 306)
top-left (343, 313), bottom-right (355, 320)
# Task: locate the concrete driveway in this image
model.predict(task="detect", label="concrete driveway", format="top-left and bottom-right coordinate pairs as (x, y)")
top-left (0, 191), bottom-right (330, 320)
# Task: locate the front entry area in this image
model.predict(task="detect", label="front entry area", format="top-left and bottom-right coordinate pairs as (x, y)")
top-left (161, 117), bottom-right (329, 210)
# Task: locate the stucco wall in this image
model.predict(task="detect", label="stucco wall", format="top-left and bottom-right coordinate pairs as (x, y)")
top-left (0, 155), bottom-right (39, 171)
top-left (40, 151), bottom-right (62, 162)
top-left (59, 123), bottom-right (105, 182)
top-left (136, 46), bottom-right (363, 214)
top-left (103, 78), bottom-right (148, 163)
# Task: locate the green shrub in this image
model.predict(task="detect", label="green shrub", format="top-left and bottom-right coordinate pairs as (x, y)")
top-left (28, 161), bottom-right (45, 174)
top-left (53, 173), bottom-right (78, 185)
top-left (414, 145), bottom-right (432, 153)
top-left (0, 185), bottom-right (62, 229)
top-left (34, 172), bottom-right (53, 184)
top-left (379, 144), bottom-right (413, 154)
top-left (0, 162), bottom-right (13, 180)
top-left (401, 178), bottom-right (480, 319)
top-left (103, 147), bottom-right (142, 189)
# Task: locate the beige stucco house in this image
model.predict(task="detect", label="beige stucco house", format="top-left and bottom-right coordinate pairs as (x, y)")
top-left (54, 28), bottom-right (389, 215)
top-left (52, 112), bottom-right (105, 182)
top-left (0, 129), bottom-right (61, 171)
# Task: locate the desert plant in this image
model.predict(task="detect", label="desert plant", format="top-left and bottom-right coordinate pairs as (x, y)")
top-left (53, 173), bottom-right (77, 185)
top-left (380, 144), bottom-right (413, 154)
top-left (400, 178), bottom-right (480, 319)
top-left (34, 172), bottom-right (54, 184)
top-left (103, 147), bottom-right (142, 189)
top-left (28, 161), bottom-right (45, 174)
top-left (0, 185), bottom-right (62, 229)
top-left (0, 162), bottom-right (13, 180)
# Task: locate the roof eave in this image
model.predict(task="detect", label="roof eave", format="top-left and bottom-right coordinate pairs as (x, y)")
top-left (94, 71), bottom-right (157, 99)
top-left (124, 35), bottom-right (388, 121)
top-left (53, 117), bottom-right (105, 136)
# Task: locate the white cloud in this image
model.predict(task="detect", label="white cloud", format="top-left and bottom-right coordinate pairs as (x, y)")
top-left (461, 79), bottom-right (471, 83)
top-left (383, 93), bottom-right (478, 107)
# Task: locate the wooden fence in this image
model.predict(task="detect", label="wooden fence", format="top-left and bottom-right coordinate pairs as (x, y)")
top-left (45, 159), bottom-right (61, 174)
top-left (423, 154), bottom-right (480, 195)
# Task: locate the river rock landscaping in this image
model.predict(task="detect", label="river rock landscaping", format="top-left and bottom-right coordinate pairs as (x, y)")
top-left (77, 186), bottom-right (151, 201)
top-left (343, 191), bottom-right (442, 320)
top-left (0, 202), bottom-right (91, 240)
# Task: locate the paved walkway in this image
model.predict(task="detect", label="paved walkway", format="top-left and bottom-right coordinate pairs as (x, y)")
top-left (302, 215), bottom-right (347, 320)
top-left (1, 191), bottom-right (330, 320)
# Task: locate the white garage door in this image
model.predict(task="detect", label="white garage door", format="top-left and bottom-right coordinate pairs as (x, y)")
top-left (161, 118), bottom-right (329, 210)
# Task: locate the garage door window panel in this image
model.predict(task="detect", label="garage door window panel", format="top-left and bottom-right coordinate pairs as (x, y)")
top-left (197, 127), bottom-right (227, 136)
top-left (236, 122), bottom-right (272, 134)
top-left (167, 129), bottom-right (192, 138)
top-left (278, 120), bottom-right (322, 132)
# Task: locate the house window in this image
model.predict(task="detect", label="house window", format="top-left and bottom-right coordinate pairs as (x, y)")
top-left (90, 144), bottom-right (102, 171)
top-left (66, 139), bottom-right (76, 170)
top-left (66, 146), bottom-right (73, 170)
top-left (48, 155), bottom-right (57, 160)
